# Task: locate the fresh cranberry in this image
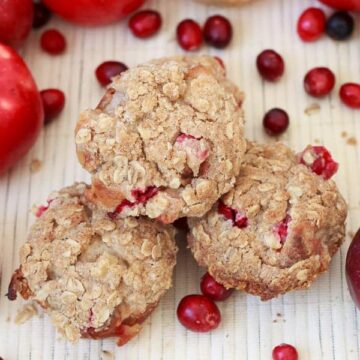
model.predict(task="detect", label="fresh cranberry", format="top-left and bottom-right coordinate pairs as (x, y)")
top-left (203, 15), bottom-right (232, 49)
top-left (33, 2), bottom-right (52, 29)
top-left (200, 272), bottom-right (234, 301)
top-left (274, 215), bottom-right (291, 245)
top-left (108, 200), bottom-right (135, 219)
top-left (297, 8), bottom-right (326, 42)
top-left (218, 201), bottom-right (248, 229)
top-left (176, 19), bottom-right (203, 51)
top-left (40, 89), bottom-right (65, 124)
top-left (299, 145), bottom-right (339, 180)
top-left (95, 61), bottom-right (128, 87)
top-left (304, 67), bottom-right (335, 97)
top-left (173, 217), bottom-right (189, 232)
top-left (256, 50), bottom-right (285, 82)
top-left (272, 343), bottom-right (298, 360)
top-left (40, 29), bottom-right (66, 55)
top-left (128, 10), bottom-right (162, 38)
top-left (346, 228), bottom-right (360, 309)
top-left (326, 11), bottom-right (354, 41)
top-left (340, 83), bottom-right (360, 109)
top-left (177, 294), bottom-right (221, 332)
top-left (131, 186), bottom-right (158, 203)
top-left (263, 108), bottom-right (289, 136)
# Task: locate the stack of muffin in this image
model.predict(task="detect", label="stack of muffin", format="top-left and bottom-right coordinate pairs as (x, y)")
top-left (8, 56), bottom-right (347, 345)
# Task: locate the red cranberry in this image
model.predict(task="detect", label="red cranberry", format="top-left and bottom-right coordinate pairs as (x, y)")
top-left (340, 83), bottom-right (360, 109)
top-left (203, 15), bottom-right (233, 49)
top-left (108, 200), bottom-right (134, 220)
top-left (95, 61), bottom-right (128, 87)
top-left (263, 108), bottom-right (289, 136)
top-left (218, 201), bottom-right (248, 229)
top-left (256, 50), bottom-right (285, 82)
top-left (40, 89), bottom-right (65, 124)
top-left (299, 145), bottom-right (338, 180)
top-left (177, 294), bottom-right (221, 332)
top-left (40, 29), bottom-right (66, 55)
top-left (304, 67), bottom-right (335, 97)
top-left (346, 228), bottom-right (360, 309)
top-left (200, 272), bottom-right (234, 301)
top-left (128, 10), bottom-right (162, 38)
top-left (272, 343), bottom-right (298, 360)
top-left (131, 186), bottom-right (158, 204)
top-left (274, 215), bottom-right (291, 245)
top-left (176, 19), bottom-right (203, 51)
top-left (35, 205), bottom-right (49, 217)
top-left (33, 3), bottom-right (52, 29)
top-left (297, 8), bottom-right (326, 42)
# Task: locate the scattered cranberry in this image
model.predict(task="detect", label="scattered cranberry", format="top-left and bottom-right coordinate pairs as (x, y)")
top-left (326, 11), bottom-right (354, 41)
top-left (176, 19), bottom-right (203, 51)
top-left (339, 83), bottom-right (360, 109)
top-left (203, 15), bottom-right (232, 49)
top-left (173, 217), bottom-right (189, 232)
top-left (200, 272), bottom-right (233, 301)
top-left (177, 294), bottom-right (221, 332)
top-left (35, 205), bottom-right (49, 217)
top-left (95, 61), bottom-right (128, 86)
top-left (274, 215), bottom-right (291, 245)
top-left (263, 108), bottom-right (289, 136)
top-left (299, 145), bottom-right (339, 180)
top-left (128, 10), bottom-right (162, 38)
top-left (40, 29), bottom-right (66, 55)
top-left (346, 228), bottom-right (360, 309)
top-left (108, 200), bottom-right (134, 220)
top-left (218, 201), bottom-right (248, 228)
top-left (304, 67), bottom-right (335, 98)
top-left (256, 50), bottom-right (285, 82)
top-left (297, 8), bottom-right (326, 42)
top-left (33, 2), bottom-right (52, 29)
top-left (40, 89), bottom-right (65, 124)
top-left (272, 343), bottom-right (298, 360)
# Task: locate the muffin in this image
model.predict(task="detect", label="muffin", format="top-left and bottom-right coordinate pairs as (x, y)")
top-left (75, 55), bottom-right (246, 223)
top-left (188, 142), bottom-right (347, 300)
top-left (8, 183), bottom-right (177, 345)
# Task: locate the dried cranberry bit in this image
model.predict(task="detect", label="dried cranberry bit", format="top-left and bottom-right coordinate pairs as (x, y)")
top-left (40, 29), bottom-right (66, 55)
top-left (175, 133), bottom-right (209, 163)
top-left (272, 343), bottom-right (298, 360)
top-left (274, 214), bottom-right (291, 245)
top-left (218, 201), bottom-right (248, 229)
top-left (200, 272), bottom-right (234, 301)
top-left (131, 186), bottom-right (158, 204)
top-left (95, 61), bottom-right (128, 87)
top-left (176, 19), bottom-right (203, 51)
top-left (297, 7), bottom-right (326, 42)
top-left (177, 294), bottom-right (221, 332)
top-left (35, 205), bottom-right (49, 218)
top-left (107, 200), bottom-right (135, 219)
top-left (300, 146), bottom-right (339, 180)
top-left (128, 10), bottom-right (162, 39)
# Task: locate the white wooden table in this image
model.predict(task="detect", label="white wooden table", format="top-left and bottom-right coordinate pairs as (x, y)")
top-left (1, 0), bottom-right (360, 358)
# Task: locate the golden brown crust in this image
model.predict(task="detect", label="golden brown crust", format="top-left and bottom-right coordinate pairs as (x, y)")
top-left (188, 142), bottom-right (347, 300)
top-left (75, 56), bottom-right (246, 222)
top-left (9, 183), bottom-right (178, 344)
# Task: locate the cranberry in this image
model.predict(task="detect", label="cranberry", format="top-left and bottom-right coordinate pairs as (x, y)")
top-left (297, 8), bottom-right (326, 42)
top-left (33, 2), bottom-right (52, 29)
top-left (177, 294), bottom-right (221, 332)
top-left (326, 11), bottom-right (354, 41)
top-left (304, 67), bottom-right (335, 98)
top-left (40, 29), bottom-right (66, 55)
top-left (256, 50), bottom-right (285, 82)
top-left (200, 272), bottom-right (233, 301)
top-left (214, 56), bottom-right (225, 70)
top-left (339, 83), bottom-right (360, 109)
top-left (299, 145), bottom-right (339, 180)
top-left (176, 19), bottom-right (203, 51)
top-left (128, 10), bottom-right (162, 38)
top-left (173, 217), bottom-right (189, 232)
top-left (346, 228), bottom-right (360, 309)
top-left (272, 344), bottom-right (298, 360)
top-left (263, 108), bottom-right (289, 136)
top-left (274, 215), bottom-right (291, 245)
top-left (95, 61), bottom-right (128, 87)
top-left (218, 201), bottom-right (248, 229)
top-left (108, 200), bottom-right (134, 220)
top-left (203, 15), bottom-right (232, 49)
top-left (131, 186), bottom-right (158, 203)
top-left (40, 89), bottom-right (65, 124)
top-left (35, 205), bottom-right (49, 217)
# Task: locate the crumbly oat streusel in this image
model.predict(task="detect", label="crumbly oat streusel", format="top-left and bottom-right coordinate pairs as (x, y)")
top-left (8, 183), bottom-right (177, 345)
top-left (188, 142), bottom-right (347, 300)
top-left (75, 55), bottom-right (246, 223)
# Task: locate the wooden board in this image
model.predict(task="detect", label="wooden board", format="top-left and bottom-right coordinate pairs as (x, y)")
top-left (1, 0), bottom-right (360, 358)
